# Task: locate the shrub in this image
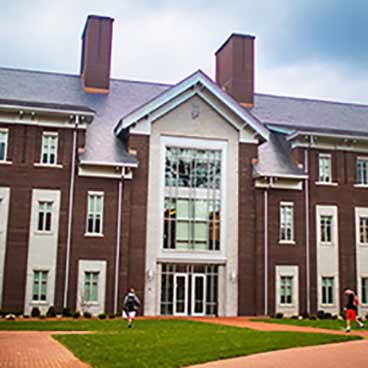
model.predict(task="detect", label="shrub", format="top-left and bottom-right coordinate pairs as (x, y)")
top-left (39, 315), bottom-right (45, 319)
top-left (62, 307), bottom-right (72, 318)
top-left (317, 310), bottom-right (325, 320)
top-left (98, 313), bottom-right (106, 320)
top-left (83, 311), bottom-right (92, 319)
top-left (324, 312), bottom-right (332, 319)
top-left (291, 315), bottom-right (298, 319)
top-left (46, 306), bottom-right (56, 318)
top-left (332, 314), bottom-right (338, 320)
top-left (365, 313), bottom-right (368, 321)
top-left (302, 312), bottom-right (310, 319)
top-left (23, 315), bottom-right (30, 319)
top-left (275, 312), bottom-right (284, 319)
top-left (31, 307), bottom-right (41, 318)
top-left (108, 314), bottom-right (116, 319)
top-left (72, 311), bottom-right (80, 319)
top-left (309, 314), bottom-right (317, 320)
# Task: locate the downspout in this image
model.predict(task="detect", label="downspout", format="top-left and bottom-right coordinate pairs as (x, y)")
top-left (304, 148), bottom-right (311, 314)
top-left (63, 114), bottom-right (79, 308)
top-left (114, 167), bottom-right (124, 315)
top-left (264, 182), bottom-right (269, 316)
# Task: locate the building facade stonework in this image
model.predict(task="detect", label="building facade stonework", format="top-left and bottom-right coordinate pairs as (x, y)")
top-left (1, 15), bottom-right (368, 317)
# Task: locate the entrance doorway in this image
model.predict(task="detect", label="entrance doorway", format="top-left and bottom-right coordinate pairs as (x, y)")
top-left (161, 264), bottom-right (218, 316)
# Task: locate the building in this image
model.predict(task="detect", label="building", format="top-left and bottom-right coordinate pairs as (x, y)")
top-left (1, 15), bottom-right (368, 317)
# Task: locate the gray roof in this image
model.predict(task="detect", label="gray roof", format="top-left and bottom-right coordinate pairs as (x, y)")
top-left (2, 67), bottom-right (368, 175)
top-left (0, 97), bottom-right (95, 114)
top-left (254, 132), bottom-right (306, 178)
top-left (0, 67), bottom-right (169, 165)
top-left (252, 93), bottom-right (368, 134)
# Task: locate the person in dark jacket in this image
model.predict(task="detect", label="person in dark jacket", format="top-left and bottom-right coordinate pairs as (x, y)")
top-left (123, 288), bottom-right (141, 328)
top-left (344, 288), bottom-right (364, 332)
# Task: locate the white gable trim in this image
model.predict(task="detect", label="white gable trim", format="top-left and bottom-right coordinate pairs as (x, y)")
top-left (114, 70), bottom-right (269, 141)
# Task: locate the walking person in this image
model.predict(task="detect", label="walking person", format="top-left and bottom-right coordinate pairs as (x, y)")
top-left (344, 288), bottom-right (364, 332)
top-left (123, 288), bottom-right (141, 328)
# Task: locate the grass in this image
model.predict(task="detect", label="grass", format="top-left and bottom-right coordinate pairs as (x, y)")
top-left (253, 318), bottom-right (366, 331)
top-left (0, 319), bottom-right (361, 368)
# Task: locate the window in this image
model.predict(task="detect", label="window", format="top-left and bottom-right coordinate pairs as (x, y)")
top-left (37, 201), bottom-right (52, 232)
top-left (0, 129), bottom-right (8, 161)
top-left (32, 271), bottom-right (48, 301)
top-left (357, 158), bottom-right (368, 185)
top-left (322, 277), bottom-right (334, 304)
top-left (164, 147), bottom-right (221, 251)
top-left (359, 217), bottom-right (368, 244)
top-left (320, 215), bottom-right (333, 243)
top-left (84, 272), bottom-right (99, 302)
top-left (41, 132), bottom-right (58, 165)
top-left (280, 203), bottom-right (294, 242)
top-left (86, 193), bottom-right (104, 235)
top-left (318, 154), bottom-right (332, 183)
top-left (362, 277), bottom-right (368, 304)
top-left (280, 276), bottom-right (293, 305)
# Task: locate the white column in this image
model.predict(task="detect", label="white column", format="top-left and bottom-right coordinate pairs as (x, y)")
top-left (0, 187), bottom-right (10, 308)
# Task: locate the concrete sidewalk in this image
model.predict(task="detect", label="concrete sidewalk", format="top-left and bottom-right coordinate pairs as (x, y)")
top-left (187, 340), bottom-right (368, 368)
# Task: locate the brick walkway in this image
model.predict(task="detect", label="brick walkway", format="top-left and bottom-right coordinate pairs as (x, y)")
top-left (186, 317), bottom-right (368, 368)
top-left (190, 317), bottom-right (368, 339)
top-left (0, 331), bottom-right (90, 368)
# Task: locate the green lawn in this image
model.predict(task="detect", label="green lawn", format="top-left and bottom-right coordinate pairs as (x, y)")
top-left (0, 319), bottom-right (360, 368)
top-left (253, 318), bottom-right (366, 331)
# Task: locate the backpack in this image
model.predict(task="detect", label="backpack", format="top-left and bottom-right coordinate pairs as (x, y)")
top-left (125, 295), bottom-right (136, 310)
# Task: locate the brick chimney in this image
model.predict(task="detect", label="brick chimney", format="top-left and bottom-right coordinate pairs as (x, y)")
top-left (80, 15), bottom-right (114, 94)
top-left (215, 33), bottom-right (255, 107)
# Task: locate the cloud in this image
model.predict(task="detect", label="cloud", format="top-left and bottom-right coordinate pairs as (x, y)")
top-left (258, 59), bottom-right (368, 104)
top-left (0, 0), bottom-right (367, 104)
top-left (271, 0), bottom-right (368, 70)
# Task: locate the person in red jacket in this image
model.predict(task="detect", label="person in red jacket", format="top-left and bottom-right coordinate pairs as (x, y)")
top-left (344, 288), bottom-right (364, 332)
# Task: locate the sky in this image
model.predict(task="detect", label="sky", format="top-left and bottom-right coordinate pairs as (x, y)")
top-left (1, 0), bottom-right (368, 104)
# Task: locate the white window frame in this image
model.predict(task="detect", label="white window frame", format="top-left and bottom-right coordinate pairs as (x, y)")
top-left (159, 136), bottom-right (227, 258)
top-left (0, 128), bottom-right (9, 162)
top-left (321, 276), bottom-right (335, 306)
top-left (40, 132), bottom-right (58, 166)
top-left (319, 215), bottom-right (333, 245)
top-left (37, 201), bottom-right (53, 233)
top-left (84, 271), bottom-right (99, 304)
top-left (32, 270), bottom-right (48, 303)
top-left (318, 153), bottom-right (332, 183)
top-left (279, 275), bottom-right (294, 306)
top-left (358, 216), bottom-right (368, 246)
top-left (357, 157), bottom-right (368, 186)
top-left (85, 191), bottom-right (104, 236)
top-left (361, 277), bottom-right (368, 306)
top-left (279, 202), bottom-right (294, 244)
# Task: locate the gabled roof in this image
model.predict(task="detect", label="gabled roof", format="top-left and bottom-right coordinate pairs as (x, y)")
top-left (114, 70), bottom-right (270, 141)
top-left (0, 67), bottom-right (168, 165)
top-left (2, 67), bottom-right (368, 173)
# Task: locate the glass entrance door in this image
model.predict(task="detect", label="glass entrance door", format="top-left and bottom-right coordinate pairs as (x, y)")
top-left (174, 273), bottom-right (188, 316)
top-left (191, 274), bottom-right (206, 316)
